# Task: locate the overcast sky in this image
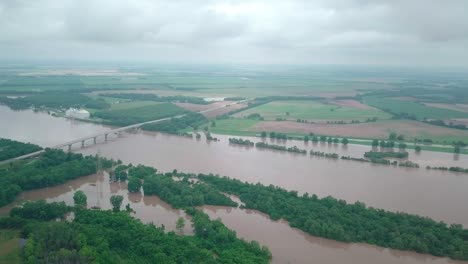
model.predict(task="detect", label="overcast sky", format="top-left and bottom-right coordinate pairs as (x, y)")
top-left (1, 0), bottom-right (467, 68)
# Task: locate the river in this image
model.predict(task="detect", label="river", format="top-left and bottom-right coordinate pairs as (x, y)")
top-left (1, 105), bottom-right (468, 263)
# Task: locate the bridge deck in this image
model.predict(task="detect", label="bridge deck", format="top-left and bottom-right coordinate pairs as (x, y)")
top-left (0, 99), bottom-right (249, 165)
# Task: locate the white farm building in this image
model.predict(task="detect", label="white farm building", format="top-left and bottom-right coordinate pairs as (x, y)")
top-left (65, 108), bottom-right (90, 119)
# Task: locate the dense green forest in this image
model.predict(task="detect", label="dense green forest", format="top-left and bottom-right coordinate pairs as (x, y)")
top-left (0, 138), bottom-right (42, 161)
top-left (0, 201), bottom-right (271, 263)
top-left (0, 149), bottom-right (112, 207)
top-left (93, 103), bottom-right (186, 126)
top-left (199, 175), bottom-right (468, 261)
top-left (102, 93), bottom-right (210, 105)
top-left (142, 112), bottom-right (207, 134)
top-left (143, 173), bottom-right (237, 208)
top-left (0, 92), bottom-right (109, 110)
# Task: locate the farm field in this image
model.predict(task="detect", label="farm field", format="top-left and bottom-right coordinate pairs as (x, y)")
top-left (92, 103), bottom-right (186, 126)
top-left (235, 100), bottom-right (391, 121)
top-left (209, 118), bottom-right (468, 144)
top-left (176, 101), bottom-right (248, 118)
top-left (107, 100), bottom-right (160, 110)
top-left (423, 103), bottom-right (468, 113)
top-left (364, 97), bottom-right (468, 120)
top-left (209, 119), bottom-right (260, 135)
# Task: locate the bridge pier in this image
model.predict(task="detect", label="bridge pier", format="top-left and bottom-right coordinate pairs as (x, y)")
top-left (105, 134), bottom-right (108, 141)
top-left (93, 137), bottom-right (97, 144)
top-left (81, 140), bottom-right (85, 148)
top-left (68, 145), bottom-right (72, 152)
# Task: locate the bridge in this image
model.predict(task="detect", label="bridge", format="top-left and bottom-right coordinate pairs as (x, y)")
top-left (0, 99), bottom-right (250, 164)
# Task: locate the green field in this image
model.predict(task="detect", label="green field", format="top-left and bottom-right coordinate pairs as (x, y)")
top-left (364, 97), bottom-right (468, 120)
top-left (210, 119), bottom-right (259, 135)
top-left (235, 100), bottom-right (391, 121)
top-left (93, 103), bottom-right (187, 126)
top-left (108, 100), bottom-right (160, 110)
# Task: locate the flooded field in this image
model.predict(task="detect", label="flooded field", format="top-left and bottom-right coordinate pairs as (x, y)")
top-left (1, 106), bottom-right (468, 263)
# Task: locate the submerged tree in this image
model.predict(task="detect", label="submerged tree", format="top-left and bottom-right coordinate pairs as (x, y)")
top-left (128, 177), bottom-right (142, 193)
top-left (342, 138), bottom-right (349, 145)
top-left (176, 217), bottom-right (186, 235)
top-left (110, 195), bottom-right (124, 212)
top-left (73, 190), bottom-right (87, 208)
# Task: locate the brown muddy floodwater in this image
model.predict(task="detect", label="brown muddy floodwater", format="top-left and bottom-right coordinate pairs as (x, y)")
top-left (0, 171), bottom-right (193, 235)
top-left (76, 131), bottom-right (468, 228)
top-left (2, 106), bottom-right (468, 263)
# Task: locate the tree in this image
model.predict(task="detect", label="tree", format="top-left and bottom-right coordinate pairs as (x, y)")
top-left (389, 132), bottom-right (397, 140)
top-left (415, 146), bottom-right (422, 152)
top-left (454, 146), bottom-right (461, 154)
top-left (211, 121), bottom-right (216, 127)
top-left (304, 135), bottom-right (309, 142)
top-left (73, 190), bottom-right (87, 208)
top-left (128, 177), bottom-right (142, 193)
top-left (397, 134), bottom-right (405, 141)
top-left (372, 139), bottom-right (379, 147)
top-left (398, 143), bottom-right (407, 150)
top-left (110, 195), bottom-right (124, 212)
top-left (116, 171), bottom-right (128, 182)
top-left (261, 131), bottom-right (267, 138)
top-left (380, 141), bottom-right (386, 148)
top-left (176, 217), bottom-right (185, 234)
top-left (342, 138), bottom-right (349, 145)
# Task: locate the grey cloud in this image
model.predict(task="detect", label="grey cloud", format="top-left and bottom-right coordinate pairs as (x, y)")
top-left (0, 0), bottom-right (467, 67)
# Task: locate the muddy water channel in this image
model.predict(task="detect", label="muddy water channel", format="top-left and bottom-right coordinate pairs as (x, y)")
top-left (77, 131), bottom-right (468, 227)
top-left (1, 106), bottom-right (468, 263)
top-left (0, 171), bottom-right (193, 234)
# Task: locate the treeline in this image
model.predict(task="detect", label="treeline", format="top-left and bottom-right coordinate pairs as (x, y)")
top-left (229, 138), bottom-right (254, 146)
top-left (424, 119), bottom-right (467, 130)
top-left (372, 140), bottom-right (407, 149)
top-left (0, 149), bottom-right (113, 207)
top-left (0, 92), bottom-right (109, 110)
top-left (364, 151), bottom-right (409, 159)
top-left (142, 112), bottom-right (207, 134)
top-left (263, 131), bottom-right (288, 140)
top-left (0, 201), bottom-right (271, 263)
top-left (310, 151), bottom-right (339, 159)
top-left (102, 93), bottom-right (210, 105)
top-left (143, 173), bottom-right (237, 208)
top-left (255, 142), bottom-right (307, 154)
top-left (426, 166), bottom-right (468, 173)
top-left (199, 175), bottom-right (468, 261)
top-left (0, 138), bottom-right (42, 161)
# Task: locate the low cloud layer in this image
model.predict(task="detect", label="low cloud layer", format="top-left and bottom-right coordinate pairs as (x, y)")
top-left (1, 0), bottom-right (467, 67)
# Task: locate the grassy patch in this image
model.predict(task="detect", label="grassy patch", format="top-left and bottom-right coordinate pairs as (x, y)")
top-left (209, 119), bottom-right (259, 134)
top-left (364, 97), bottom-right (468, 119)
top-left (109, 100), bottom-right (160, 110)
top-left (0, 229), bottom-right (21, 263)
top-left (236, 100), bottom-right (391, 121)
